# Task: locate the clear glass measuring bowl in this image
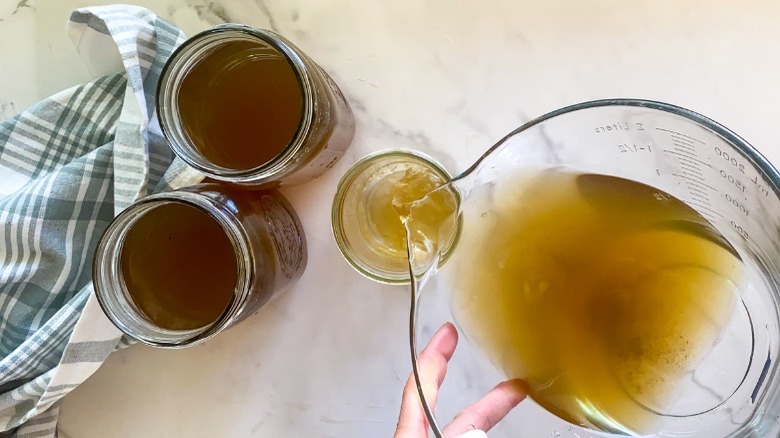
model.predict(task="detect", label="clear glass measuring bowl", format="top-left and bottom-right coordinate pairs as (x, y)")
top-left (407, 99), bottom-right (780, 437)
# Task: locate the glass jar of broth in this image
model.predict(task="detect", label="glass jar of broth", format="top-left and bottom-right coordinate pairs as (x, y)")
top-left (157, 24), bottom-right (355, 187)
top-left (93, 183), bottom-right (307, 347)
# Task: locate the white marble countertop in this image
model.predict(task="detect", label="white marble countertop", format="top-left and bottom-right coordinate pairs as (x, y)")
top-left (2, 0), bottom-right (780, 437)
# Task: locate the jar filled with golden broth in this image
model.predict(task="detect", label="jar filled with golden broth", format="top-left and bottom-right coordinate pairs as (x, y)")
top-left (93, 183), bottom-right (306, 347)
top-left (157, 24), bottom-right (355, 187)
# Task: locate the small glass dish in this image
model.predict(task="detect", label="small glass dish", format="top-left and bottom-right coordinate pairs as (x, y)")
top-left (331, 149), bottom-right (458, 284)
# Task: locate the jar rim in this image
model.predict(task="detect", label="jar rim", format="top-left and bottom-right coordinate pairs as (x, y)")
top-left (93, 191), bottom-right (254, 348)
top-left (156, 24), bottom-right (314, 184)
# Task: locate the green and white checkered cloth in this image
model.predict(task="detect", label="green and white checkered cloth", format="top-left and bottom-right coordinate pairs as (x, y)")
top-left (0, 6), bottom-right (203, 436)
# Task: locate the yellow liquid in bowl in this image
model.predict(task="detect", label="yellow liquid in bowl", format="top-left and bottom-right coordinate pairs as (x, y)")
top-left (436, 168), bottom-right (744, 434)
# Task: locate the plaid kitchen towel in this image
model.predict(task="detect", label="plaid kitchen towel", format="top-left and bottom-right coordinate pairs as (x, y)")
top-left (0, 6), bottom-right (203, 436)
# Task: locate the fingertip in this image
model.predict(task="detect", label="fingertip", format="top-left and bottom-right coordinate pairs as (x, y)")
top-left (426, 322), bottom-right (458, 359)
top-left (496, 379), bottom-right (528, 405)
top-left (436, 321), bottom-right (458, 340)
top-left (443, 321), bottom-right (458, 340)
top-left (441, 379), bottom-right (527, 435)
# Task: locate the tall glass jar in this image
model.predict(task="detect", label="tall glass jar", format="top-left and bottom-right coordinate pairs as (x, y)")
top-left (93, 183), bottom-right (307, 347)
top-left (157, 24), bottom-right (355, 187)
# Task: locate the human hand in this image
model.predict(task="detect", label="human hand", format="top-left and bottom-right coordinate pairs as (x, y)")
top-left (394, 322), bottom-right (526, 438)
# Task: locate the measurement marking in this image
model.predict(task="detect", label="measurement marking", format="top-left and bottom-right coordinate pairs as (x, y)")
top-left (690, 207), bottom-right (717, 221)
top-left (689, 201), bottom-right (727, 220)
top-left (686, 182), bottom-right (707, 192)
top-left (673, 142), bottom-right (696, 154)
top-left (698, 207), bottom-right (714, 214)
top-left (678, 155), bottom-right (712, 168)
top-left (692, 203), bottom-right (722, 217)
top-left (683, 178), bottom-right (718, 192)
top-left (679, 157), bottom-right (700, 166)
top-left (699, 211), bottom-right (717, 221)
top-left (680, 162), bottom-right (701, 172)
top-left (686, 185), bottom-right (708, 196)
top-left (672, 139), bottom-right (696, 152)
top-left (662, 149), bottom-right (713, 167)
top-left (656, 127), bottom-right (706, 144)
top-left (671, 134), bottom-right (696, 146)
top-left (673, 147), bottom-right (699, 159)
top-left (691, 203), bottom-right (714, 212)
top-left (674, 172), bottom-right (707, 184)
top-left (691, 193), bottom-right (709, 202)
top-left (682, 169), bottom-right (705, 180)
top-left (674, 143), bottom-right (697, 155)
